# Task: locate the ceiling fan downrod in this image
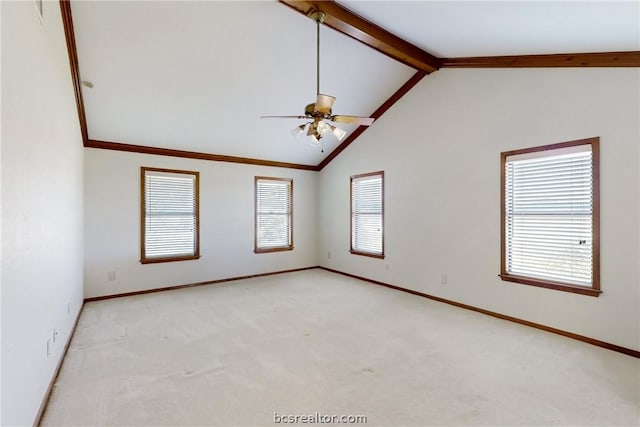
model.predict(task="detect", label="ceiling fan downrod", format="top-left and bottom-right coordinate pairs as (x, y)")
top-left (309, 11), bottom-right (326, 97)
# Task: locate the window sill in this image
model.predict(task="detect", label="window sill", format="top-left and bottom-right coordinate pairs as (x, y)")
top-left (140, 255), bottom-right (200, 264)
top-left (499, 273), bottom-right (601, 297)
top-left (350, 249), bottom-right (384, 259)
top-left (254, 246), bottom-right (293, 254)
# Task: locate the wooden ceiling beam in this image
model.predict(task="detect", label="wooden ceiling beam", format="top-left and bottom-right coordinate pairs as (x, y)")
top-left (442, 51), bottom-right (640, 68)
top-left (279, 0), bottom-right (441, 73)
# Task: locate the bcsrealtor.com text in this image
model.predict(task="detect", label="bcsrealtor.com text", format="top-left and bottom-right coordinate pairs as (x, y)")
top-left (274, 412), bottom-right (367, 424)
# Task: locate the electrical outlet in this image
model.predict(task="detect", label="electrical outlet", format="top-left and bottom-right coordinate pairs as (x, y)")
top-left (107, 271), bottom-right (116, 281)
top-left (46, 339), bottom-right (51, 357)
top-left (441, 275), bottom-right (448, 285)
top-left (327, 251), bottom-right (331, 259)
top-left (385, 263), bottom-right (391, 271)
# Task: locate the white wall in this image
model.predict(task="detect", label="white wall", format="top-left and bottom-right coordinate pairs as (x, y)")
top-left (84, 149), bottom-right (318, 298)
top-left (319, 68), bottom-right (640, 351)
top-left (1, 1), bottom-right (84, 425)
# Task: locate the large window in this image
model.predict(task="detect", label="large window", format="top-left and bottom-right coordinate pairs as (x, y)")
top-left (141, 167), bottom-right (200, 263)
top-left (351, 171), bottom-right (384, 258)
top-left (500, 137), bottom-right (600, 296)
top-left (255, 177), bottom-right (293, 253)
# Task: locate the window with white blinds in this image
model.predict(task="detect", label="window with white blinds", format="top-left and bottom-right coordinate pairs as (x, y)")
top-left (501, 138), bottom-right (600, 296)
top-left (255, 177), bottom-right (293, 252)
top-left (351, 171), bottom-right (384, 258)
top-left (141, 167), bottom-right (199, 263)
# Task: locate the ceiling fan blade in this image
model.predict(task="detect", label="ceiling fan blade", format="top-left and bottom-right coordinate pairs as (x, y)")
top-left (315, 94), bottom-right (336, 114)
top-left (330, 115), bottom-right (375, 126)
top-left (260, 115), bottom-right (309, 119)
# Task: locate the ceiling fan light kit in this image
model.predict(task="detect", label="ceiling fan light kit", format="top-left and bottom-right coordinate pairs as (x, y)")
top-left (261, 9), bottom-right (375, 149)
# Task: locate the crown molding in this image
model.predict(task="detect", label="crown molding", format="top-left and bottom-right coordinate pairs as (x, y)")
top-left (60, 0), bottom-right (88, 143)
top-left (86, 140), bottom-right (318, 171)
top-left (317, 71), bottom-right (426, 171)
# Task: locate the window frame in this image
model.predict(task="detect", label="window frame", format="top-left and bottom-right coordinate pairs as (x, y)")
top-left (500, 137), bottom-right (600, 297)
top-left (254, 176), bottom-right (294, 254)
top-left (140, 167), bottom-right (200, 264)
top-left (350, 171), bottom-right (385, 259)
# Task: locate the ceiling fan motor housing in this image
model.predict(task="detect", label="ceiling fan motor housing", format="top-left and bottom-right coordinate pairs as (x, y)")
top-left (305, 103), bottom-right (331, 118)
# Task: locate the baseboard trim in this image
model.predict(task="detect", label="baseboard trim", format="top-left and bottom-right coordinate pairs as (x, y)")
top-left (33, 303), bottom-right (85, 427)
top-left (84, 266), bottom-right (319, 302)
top-left (319, 267), bottom-right (640, 359)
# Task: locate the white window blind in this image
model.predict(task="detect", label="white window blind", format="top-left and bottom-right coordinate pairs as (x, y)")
top-left (255, 178), bottom-right (292, 251)
top-left (143, 168), bottom-right (198, 261)
top-left (504, 146), bottom-right (593, 287)
top-left (351, 172), bottom-right (384, 256)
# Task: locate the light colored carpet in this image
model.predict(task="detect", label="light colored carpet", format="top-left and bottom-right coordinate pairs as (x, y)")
top-left (42, 269), bottom-right (639, 426)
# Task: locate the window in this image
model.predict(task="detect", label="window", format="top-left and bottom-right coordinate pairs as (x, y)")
top-left (141, 167), bottom-right (200, 263)
top-left (255, 177), bottom-right (293, 253)
top-left (351, 171), bottom-right (384, 258)
top-left (500, 137), bottom-right (600, 296)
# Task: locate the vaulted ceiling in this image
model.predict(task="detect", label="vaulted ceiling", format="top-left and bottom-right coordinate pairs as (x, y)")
top-left (63, 1), bottom-right (640, 170)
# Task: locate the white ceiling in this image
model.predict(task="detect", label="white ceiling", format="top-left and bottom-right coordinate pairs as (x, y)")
top-left (70, 1), bottom-right (639, 167)
top-left (71, 1), bottom-right (414, 166)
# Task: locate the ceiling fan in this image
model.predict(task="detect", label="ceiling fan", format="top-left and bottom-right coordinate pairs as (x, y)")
top-left (261, 11), bottom-right (375, 149)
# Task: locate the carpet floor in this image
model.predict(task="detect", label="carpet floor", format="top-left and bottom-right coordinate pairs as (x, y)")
top-left (41, 269), bottom-right (639, 426)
